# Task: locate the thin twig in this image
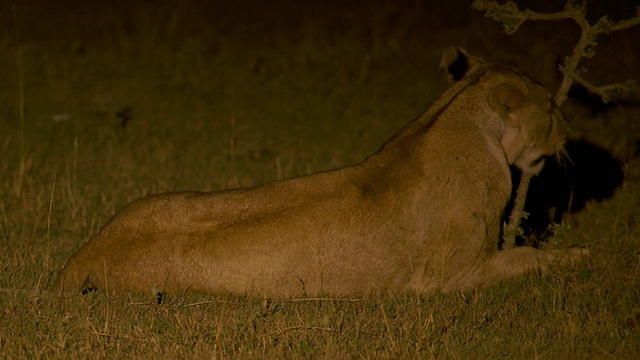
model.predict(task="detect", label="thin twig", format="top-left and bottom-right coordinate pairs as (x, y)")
top-left (559, 68), bottom-right (636, 103)
top-left (503, 172), bottom-right (531, 249)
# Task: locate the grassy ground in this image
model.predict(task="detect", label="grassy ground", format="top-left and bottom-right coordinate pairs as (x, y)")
top-left (1, 0), bottom-right (639, 358)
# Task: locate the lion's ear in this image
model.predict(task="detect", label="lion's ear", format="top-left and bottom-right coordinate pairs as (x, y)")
top-left (439, 45), bottom-right (483, 83)
top-left (488, 83), bottom-right (526, 122)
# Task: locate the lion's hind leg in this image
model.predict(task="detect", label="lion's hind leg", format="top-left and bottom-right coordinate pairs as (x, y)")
top-left (469, 246), bottom-right (588, 289)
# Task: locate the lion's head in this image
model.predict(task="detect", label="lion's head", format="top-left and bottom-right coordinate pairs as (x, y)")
top-left (441, 45), bottom-right (568, 175)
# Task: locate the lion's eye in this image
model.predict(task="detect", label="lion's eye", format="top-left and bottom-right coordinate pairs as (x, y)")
top-left (530, 156), bottom-right (545, 167)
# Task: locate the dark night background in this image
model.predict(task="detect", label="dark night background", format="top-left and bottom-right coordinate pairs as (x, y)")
top-left (8, 0), bottom-right (637, 237)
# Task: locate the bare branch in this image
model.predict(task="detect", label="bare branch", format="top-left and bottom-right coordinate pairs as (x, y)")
top-left (560, 67), bottom-right (637, 103)
top-left (473, 0), bottom-right (639, 106)
top-left (472, 1), bottom-right (528, 34)
top-left (502, 173), bottom-right (531, 249)
top-left (609, 7), bottom-right (640, 32)
top-left (472, 0), bottom-right (588, 34)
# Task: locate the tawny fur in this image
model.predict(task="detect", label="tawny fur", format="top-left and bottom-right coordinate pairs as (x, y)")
top-left (57, 46), bottom-right (587, 297)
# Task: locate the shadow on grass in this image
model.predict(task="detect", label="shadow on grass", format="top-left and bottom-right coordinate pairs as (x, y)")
top-left (508, 138), bottom-right (624, 245)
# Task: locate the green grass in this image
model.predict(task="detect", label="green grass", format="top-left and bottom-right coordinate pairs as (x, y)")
top-left (1, 0), bottom-right (639, 358)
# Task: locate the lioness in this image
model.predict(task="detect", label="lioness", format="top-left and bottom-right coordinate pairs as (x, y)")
top-left (57, 46), bottom-right (586, 297)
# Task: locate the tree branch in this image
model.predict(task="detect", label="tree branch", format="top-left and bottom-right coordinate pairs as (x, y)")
top-left (473, 0), bottom-right (640, 105)
top-left (560, 67), bottom-right (637, 103)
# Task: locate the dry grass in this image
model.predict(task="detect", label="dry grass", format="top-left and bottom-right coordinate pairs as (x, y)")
top-left (1, 0), bottom-right (639, 358)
